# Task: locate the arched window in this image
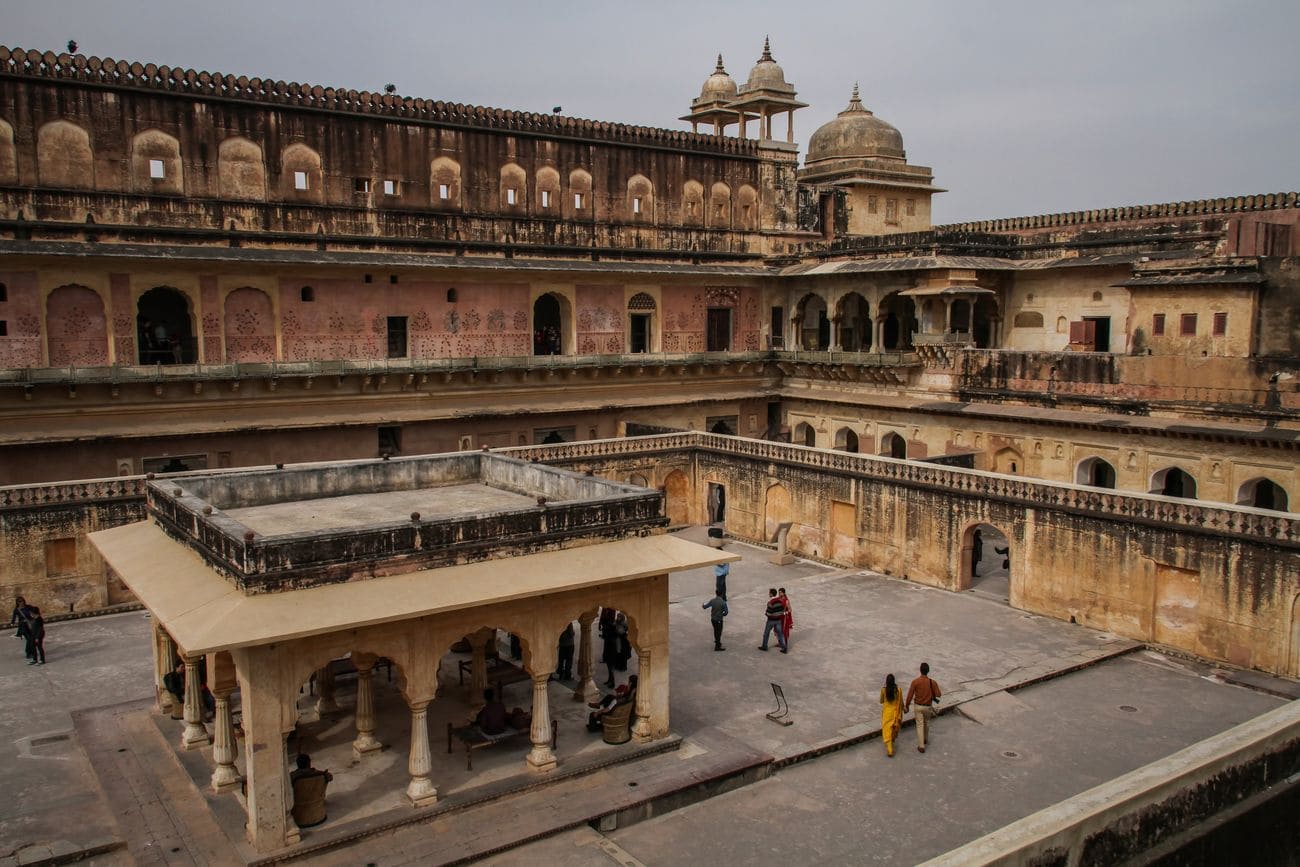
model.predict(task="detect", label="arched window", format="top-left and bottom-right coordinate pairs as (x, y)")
top-left (0, 119), bottom-right (17, 185)
top-left (682, 180), bottom-right (704, 226)
top-left (736, 184), bottom-right (758, 230)
top-left (500, 162), bottom-right (527, 212)
top-left (1151, 467), bottom-right (1197, 499)
top-left (796, 293), bottom-right (830, 351)
top-left (131, 129), bottom-right (183, 195)
top-left (1237, 478), bottom-right (1289, 512)
top-left (535, 166), bottom-right (560, 213)
top-left (431, 156), bottom-right (461, 208)
top-left (834, 427), bottom-right (859, 453)
top-left (533, 293), bottom-right (567, 356)
top-left (46, 285), bottom-right (108, 366)
top-left (627, 292), bottom-right (656, 354)
top-left (793, 422), bottom-right (816, 448)
top-left (1075, 456), bottom-right (1117, 488)
top-left (218, 137), bottom-right (266, 200)
top-left (446, 288), bottom-right (457, 303)
top-left (567, 168), bottom-right (592, 217)
top-left (881, 432), bottom-right (907, 459)
top-left (708, 181), bottom-right (732, 228)
top-left (627, 174), bottom-right (654, 222)
top-left (281, 143), bottom-right (323, 203)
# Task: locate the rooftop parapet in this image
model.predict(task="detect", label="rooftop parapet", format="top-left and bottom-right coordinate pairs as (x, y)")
top-left (937, 192), bottom-right (1298, 234)
top-left (146, 452), bottom-right (666, 593)
top-left (0, 46), bottom-right (761, 159)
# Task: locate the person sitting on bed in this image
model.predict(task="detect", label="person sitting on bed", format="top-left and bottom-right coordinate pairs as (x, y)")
top-left (476, 688), bottom-right (509, 735)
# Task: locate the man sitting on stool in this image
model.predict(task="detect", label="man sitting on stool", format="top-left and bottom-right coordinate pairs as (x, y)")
top-left (587, 684), bottom-right (627, 732)
top-left (476, 688), bottom-right (508, 735)
top-left (290, 753), bottom-right (333, 828)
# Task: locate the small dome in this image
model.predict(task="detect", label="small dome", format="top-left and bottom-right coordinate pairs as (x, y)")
top-left (806, 85), bottom-right (905, 163)
top-left (697, 54), bottom-right (737, 104)
top-left (741, 37), bottom-right (794, 94)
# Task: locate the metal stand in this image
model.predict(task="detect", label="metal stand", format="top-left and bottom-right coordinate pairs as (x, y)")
top-left (766, 682), bottom-right (793, 726)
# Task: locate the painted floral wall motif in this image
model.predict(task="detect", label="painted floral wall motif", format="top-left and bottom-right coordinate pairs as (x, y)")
top-left (46, 285), bottom-right (109, 366)
top-left (223, 287), bottom-right (277, 362)
top-left (575, 285), bottom-right (626, 354)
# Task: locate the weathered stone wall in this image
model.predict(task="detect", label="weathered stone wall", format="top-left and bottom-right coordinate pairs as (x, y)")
top-left (507, 433), bottom-right (1300, 677)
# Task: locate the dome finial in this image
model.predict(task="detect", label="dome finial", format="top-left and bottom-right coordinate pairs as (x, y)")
top-left (761, 36), bottom-right (773, 62)
top-left (842, 82), bottom-right (869, 115)
top-left (715, 53), bottom-right (726, 73)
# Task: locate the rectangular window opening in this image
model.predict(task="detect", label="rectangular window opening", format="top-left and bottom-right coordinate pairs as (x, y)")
top-left (1213, 312), bottom-right (1228, 336)
top-left (1152, 313), bottom-right (1165, 335)
top-left (1180, 313), bottom-right (1197, 336)
top-left (378, 425), bottom-right (402, 456)
top-left (293, 170), bottom-right (309, 191)
top-left (885, 198), bottom-right (899, 224)
top-left (906, 198), bottom-right (916, 216)
top-left (148, 158), bottom-right (166, 180)
top-left (383, 179), bottom-right (398, 196)
top-left (867, 195), bottom-right (878, 214)
top-left (0, 321), bottom-right (6, 336)
top-left (354, 178), bottom-right (371, 193)
top-left (438, 183), bottom-right (450, 200)
top-left (574, 192), bottom-right (585, 210)
top-left (387, 316), bottom-right (408, 358)
top-left (506, 188), bottom-right (517, 206)
top-left (633, 196), bottom-right (643, 215)
top-left (541, 189), bottom-right (551, 208)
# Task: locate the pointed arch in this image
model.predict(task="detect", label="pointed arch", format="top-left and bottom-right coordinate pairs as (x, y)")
top-left (626, 174), bottom-right (654, 222)
top-left (131, 128), bottom-right (183, 195)
top-left (881, 431), bottom-right (907, 459)
top-left (223, 287), bottom-right (276, 362)
top-left (834, 427), bottom-right (859, 453)
top-left (500, 162), bottom-right (527, 212)
top-left (281, 142), bottom-right (322, 202)
top-left (37, 120), bottom-right (94, 189)
top-left (0, 118), bottom-right (16, 185)
top-left (764, 482), bottom-right (793, 542)
top-left (1151, 467), bottom-right (1197, 499)
top-left (1237, 478), bottom-right (1289, 512)
top-left (736, 184), bottom-right (758, 231)
top-left (708, 181), bottom-right (731, 228)
top-left (1076, 456), bottom-right (1117, 489)
top-left (218, 136), bottom-right (266, 200)
top-left (46, 285), bottom-right (108, 366)
top-left (567, 167), bottom-right (592, 217)
top-left (682, 180), bottom-right (704, 226)
top-left (793, 422), bottom-right (816, 448)
top-left (535, 165), bottom-right (560, 212)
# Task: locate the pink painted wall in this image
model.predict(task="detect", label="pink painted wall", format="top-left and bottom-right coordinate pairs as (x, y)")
top-left (46, 284), bottom-right (109, 366)
top-left (0, 270), bottom-right (41, 367)
top-left (576, 284), bottom-right (625, 354)
top-left (223, 287), bottom-right (276, 362)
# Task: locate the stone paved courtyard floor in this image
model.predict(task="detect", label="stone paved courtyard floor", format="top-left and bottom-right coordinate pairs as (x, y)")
top-left (0, 527), bottom-right (1293, 866)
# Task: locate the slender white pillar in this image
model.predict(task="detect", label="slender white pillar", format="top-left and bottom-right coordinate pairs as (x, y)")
top-left (632, 647), bottom-right (654, 742)
top-left (352, 656), bottom-right (382, 759)
top-left (527, 673), bottom-right (556, 771)
top-left (405, 698), bottom-right (437, 806)
top-left (572, 612), bottom-right (599, 702)
top-left (210, 686), bottom-right (241, 792)
top-left (180, 654), bottom-right (211, 750)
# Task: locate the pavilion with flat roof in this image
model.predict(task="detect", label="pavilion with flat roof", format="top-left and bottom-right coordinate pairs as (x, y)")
top-left (90, 452), bottom-right (733, 853)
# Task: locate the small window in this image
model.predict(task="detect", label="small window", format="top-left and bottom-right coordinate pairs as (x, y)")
top-left (44, 538), bottom-right (78, 577)
top-left (383, 179), bottom-right (398, 196)
top-left (574, 192), bottom-right (585, 209)
top-left (0, 321), bottom-right (7, 337)
top-left (541, 189), bottom-right (551, 208)
top-left (294, 170), bottom-right (309, 190)
top-left (446, 288), bottom-right (457, 303)
top-left (506, 188), bottom-right (517, 205)
top-left (389, 274), bottom-right (398, 284)
top-left (867, 195), bottom-right (878, 214)
top-left (300, 286), bottom-right (315, 302)
top-left (378, 425), bottom-right (401, 457)
top-left (1180, 313), bottom-right (1197, 336)
top-left (633, 196), bottom-right (643, 215)
top-left (354, 178), bottom-right (371, 193)
top-left (363, 274), bottom-right (373, 284)
top-left (149, 158), bottom-right (166, 180)
top-left (439, 183), bottom-right (450, 200)
top-left (1152, 313), bottom-right (1165, 335)
top-left (1091, 291), bottom-right (1103, 302)
top-left (1213, 312), bottom-right (1227, 336)
top-left (885, 199), bottom-right (899, 224)
top-left (905, 198), bottom-right (916, 216)
top-left (0, 282), bottom-right (6, 302)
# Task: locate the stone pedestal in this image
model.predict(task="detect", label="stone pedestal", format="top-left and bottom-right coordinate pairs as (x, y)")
top-left (527, 674), bottom-right (557, 771)
top-left (352, 656), bottom-right (382, 759)
top-left (210, 687), bottom-right (242, 792)
top-left (405, 699), bottom-right (437, 806)
top-left (180, 654), bottom-right (212, 750)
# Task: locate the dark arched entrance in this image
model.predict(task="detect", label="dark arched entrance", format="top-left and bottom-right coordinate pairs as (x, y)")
top-left (533, 294), bottom-right (563, 355)
top-left (1077, 457), bottom-right (1117, 489)
top-left (882, 432), bottom-right (907, 459)
top-left (137, 287), bottom-right (196, 364)
top-left (1154, 467), bottom-right (1197, 499)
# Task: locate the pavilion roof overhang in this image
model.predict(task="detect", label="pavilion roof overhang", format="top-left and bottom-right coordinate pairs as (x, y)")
top-left (89, 520), bottom-right (735, 656)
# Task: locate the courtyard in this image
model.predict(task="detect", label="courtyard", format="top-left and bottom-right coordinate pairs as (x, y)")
top-left (0, 527), bottom-right (1292, 865)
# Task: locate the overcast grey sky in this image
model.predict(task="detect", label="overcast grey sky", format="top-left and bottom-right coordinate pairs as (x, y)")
top-left (6, 0), bottom-right (1298, 223)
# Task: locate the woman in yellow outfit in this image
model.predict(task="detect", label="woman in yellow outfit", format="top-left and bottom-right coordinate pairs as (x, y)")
top-left (879, 673), bottom-right (903, 757)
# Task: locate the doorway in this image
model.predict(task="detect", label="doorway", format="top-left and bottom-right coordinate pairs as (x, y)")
top-left (706, 308), bottom-right (732, 352)
top-left (629, 314), bottom-right (651, 354)
top-left (533, 294), bottom-right (563, 355)
top-left (707, 482), bottom-right (726, 524)
top-left (1083, 316), bottom-right (1111, 352)
top-left (137, 287), bottom-right (196, 364)
top-left (964, 523), bottom-right (1010, 603)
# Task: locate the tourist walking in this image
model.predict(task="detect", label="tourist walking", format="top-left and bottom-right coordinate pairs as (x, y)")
top-left (778, 587), bottom-right (793, 646)
top-left (714, 562), bottom-right (729, 600)
top-left (556, 621), bottom-right (575, 680)
top-left (879, 673), bottom-right (903, 757)
top-left (24, 604), bottom-right (45, 665)
top-left (10, 595), bottom-right (29, 659)
top-left (904, 662), bottom-right (942, 753)
top-left (758, 588), bottom-right (788, 653)
top-left (702, 591), bottom-right (729, 651)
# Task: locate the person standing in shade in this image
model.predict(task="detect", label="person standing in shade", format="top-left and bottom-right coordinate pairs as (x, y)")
top-left (600, 610), bottom-right (620, 687)
top-left (556, 621), bottom-right (575, 681)
top-left (971, 529), bottom-right (984, 578)
top-left (10, 596), bottom-right (30, 660)
top-left (24, 605), bottom-right (45, 665)
top-left (758, 588), bottom-right (788, 653)
top-left (713, 562), bottom-right (729, 600)
top-left (879, 673), bottom-right (903, 757)
top-left (903, 662), bottom-right (942, 753)
top-left (702, 591), bottom-right (729, 651)
top-left (778, 587), bottom-right (793, 646)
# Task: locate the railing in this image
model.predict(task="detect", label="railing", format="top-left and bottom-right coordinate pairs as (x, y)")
top-left (0, 475), bottom-right (148, 509)
top-left (504, 432), bottom-right (1298, 544)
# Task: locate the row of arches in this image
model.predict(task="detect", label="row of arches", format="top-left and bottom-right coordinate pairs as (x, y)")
top-left (8, 120), bottom-right (757, 226)
top-left (791, 290), bottom-right (1003, 352)
top-left (793, 423), bottom-right (908, 459)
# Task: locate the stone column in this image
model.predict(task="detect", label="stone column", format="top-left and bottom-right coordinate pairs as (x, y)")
top-left (152, 619), bottom-right (173, 714)
top-left (944, 299), bottom-right (954, 333)
top-left (351, 654), bottom-right (382, 759)
top-left (572, 612), bottom-right (599, 702)
top-left (281, 727), bottom-right (301, 846)
top-left (786, 108), bottom-right (794, 144)
top-left (233, 645), bottom-right (295, 853)
top-left (632, 647), bottom-right (654, 742)
top-left (831, 316), bottom-right (843, 352)
top-left (180, 653), bottom-right (212, 750)
top-left (526, 673), bottom-right (556, 771)
top-left (209, 651), bottom-right (241, 792)
top-left (211, 686), bottom-right (241, 792)
top-left (404, 698), bottom-right (437, 806)
top-left (315, 664), bottom-right (337, 715)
